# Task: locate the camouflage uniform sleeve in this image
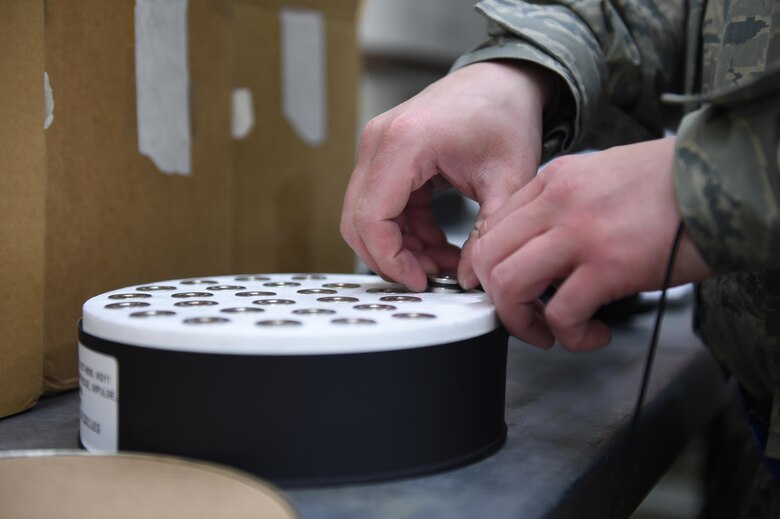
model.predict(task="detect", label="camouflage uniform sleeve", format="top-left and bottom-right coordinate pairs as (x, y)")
top-left (452, 0), bottom-right (687, 160)
top-left (671, 67), bottom-right (780, 273)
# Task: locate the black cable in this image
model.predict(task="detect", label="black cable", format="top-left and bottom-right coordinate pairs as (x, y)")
top-left (628, 220), bottom-right (686, 438)
top-left (619, 220), bottom-right (687, 516)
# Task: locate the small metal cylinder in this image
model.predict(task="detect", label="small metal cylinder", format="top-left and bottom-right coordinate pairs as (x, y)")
top-left (426, 274), bottom-right (464, 294)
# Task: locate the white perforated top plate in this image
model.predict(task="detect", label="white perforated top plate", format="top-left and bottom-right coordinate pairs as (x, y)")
top-left (81, 274), bottom-right (498, 355)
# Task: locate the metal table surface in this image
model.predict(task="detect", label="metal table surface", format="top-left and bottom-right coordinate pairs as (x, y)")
top-left (0, 303), bottom-right (727, 518)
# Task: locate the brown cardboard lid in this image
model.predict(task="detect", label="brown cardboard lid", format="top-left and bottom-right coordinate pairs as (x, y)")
top-left (0, 451), bottom-right (297, 519)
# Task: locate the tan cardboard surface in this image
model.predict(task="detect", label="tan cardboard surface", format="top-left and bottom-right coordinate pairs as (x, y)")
top-left (232, 1), bottom-right (284, 272)
top-left (0, 453), bottom-right (297, 518)
top-left (43, 0), bottom-right (233, 391)
top-left (309, 2), bottom-right (360, 271)
top-left (231, 0), bottom-right (359, 274)
top-left (0, 0), bottom-right (360, 398)
top-left (0, 1), bottom-right (45, 417)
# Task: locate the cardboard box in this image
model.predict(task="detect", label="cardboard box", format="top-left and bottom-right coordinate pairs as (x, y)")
top-left (42, 0), bottom-right (234, 392)
top-left (0, 1), bottom-right (46, 417)
top-left (0, 0), bottom-right (359, 410)
top-left (231, 0), bottom-right (359, 274)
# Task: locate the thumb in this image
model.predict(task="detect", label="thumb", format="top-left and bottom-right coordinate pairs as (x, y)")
top-left (457, 193), bottom-right (512, 290)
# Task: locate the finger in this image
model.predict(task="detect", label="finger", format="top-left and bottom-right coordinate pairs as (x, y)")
top-left (402, 196), bottom-right (462, 276)
top-left (480, 231), bottom-right (576, 347)
top-left (404, 188), bottom-right (450, 248)
top-left (525, 299), bottom-right (554, 349)
top-left (402, 221), bottom-right (461, 276)
top-left (417, 243), bottom-right (462, 274)
top-left (470, 204), bottom-right (552, 295)
top-left (456, 201), bottom-right (510, 290)
top-left (340, 118), bottom-right (392, 278)
top-left (478, 175), bottom-right (547, 238)
top-left (342, 221), bottom-right (385, 280)
top-left (410, 249), bottom-right (439, 275)
top-left (359, 219), bottom-right (429, 291)
top-left (544, 265), bottom-right (613, 351)
top-left (457, 224), bottom-right (482, 289)
top-left (341, 213), bottom-right (381, 278)
top-left (496, 295), bottom-right (553, 349)
top-left (351, 129), bottom-right (439, 291)
top-left (459, 174), bottom-right (547, 289)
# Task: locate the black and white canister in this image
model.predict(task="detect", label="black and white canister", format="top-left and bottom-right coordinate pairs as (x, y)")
top-left (79, 273), bottom-right (508, 486)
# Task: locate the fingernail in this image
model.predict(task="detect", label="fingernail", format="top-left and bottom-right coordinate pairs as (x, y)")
top-left (472, 219), bottom-right (483, 237)
top-left (474, 218), bottom-right (487, 238)
top-left (459, 271), bottom-right (479, 290)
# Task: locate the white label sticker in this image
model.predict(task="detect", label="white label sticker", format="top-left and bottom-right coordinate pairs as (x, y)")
top-left (280, 7), bottom-right (326, 146)
top-left (79, 343), bottom-right (118, 453)
top-left (135, 0), bottom-right (192, 175)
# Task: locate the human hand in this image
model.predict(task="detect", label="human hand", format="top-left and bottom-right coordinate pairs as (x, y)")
top-left (472, 138), bottom-right (715, 350)
top-left (340, 61), bottom-right (553, 291)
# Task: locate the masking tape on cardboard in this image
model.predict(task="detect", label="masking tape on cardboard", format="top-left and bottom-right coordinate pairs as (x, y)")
top-left (231, 88), bottom-right (255, 140)
top-left (280, 7), bottom-right (326, 146)
top-left (44, 72), bottom-right (53, 129)
top-left (134, 0), bottom-right (192, 175)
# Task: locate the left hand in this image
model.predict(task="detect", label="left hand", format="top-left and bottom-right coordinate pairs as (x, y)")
top-left (339, 61), bottom-right (553, 292)
top-left (471, 137), bottom-right (715, 351)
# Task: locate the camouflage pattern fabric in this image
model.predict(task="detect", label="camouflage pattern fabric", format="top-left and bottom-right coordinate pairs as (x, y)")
top-left (451, 0), bottom-right (688, 159)
top-left (455, 0), bottom-right (780, 514)
top-left (672, 71), bottom-right (780, 467)
top-left (672, 67), bottom-right (780, 275)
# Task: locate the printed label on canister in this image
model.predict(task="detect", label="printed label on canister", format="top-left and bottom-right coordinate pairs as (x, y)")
top-left (78, 343), bottom-right (118, 453)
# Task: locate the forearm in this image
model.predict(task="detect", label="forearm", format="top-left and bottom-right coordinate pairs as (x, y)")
top-left (454, 0), bottom-right (688, 157)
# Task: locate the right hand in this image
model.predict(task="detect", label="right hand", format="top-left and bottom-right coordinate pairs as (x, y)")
top-left (340, 61), bottom-right (554, 291)
top-left (471, 138), bottom-right (714, 350)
